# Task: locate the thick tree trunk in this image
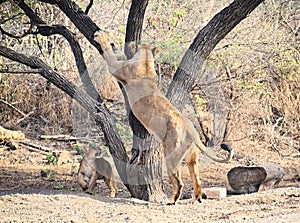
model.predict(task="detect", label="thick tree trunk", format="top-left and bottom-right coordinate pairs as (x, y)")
top-left (122, 0), bottom-right (165, 202)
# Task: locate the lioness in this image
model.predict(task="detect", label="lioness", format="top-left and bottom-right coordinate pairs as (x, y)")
top-left (94, 31), bottom-right (233, 204)
top-left (77, 148), bottom-right (117, 198)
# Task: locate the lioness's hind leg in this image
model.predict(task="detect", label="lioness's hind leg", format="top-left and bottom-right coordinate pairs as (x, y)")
top-left (168, 170), bottom-right (184, 205)
top-left (186, 149), bottom-right (202, 203)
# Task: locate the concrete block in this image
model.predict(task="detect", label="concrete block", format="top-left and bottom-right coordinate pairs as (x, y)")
top-left (203, 187), bottom-right (227, 200)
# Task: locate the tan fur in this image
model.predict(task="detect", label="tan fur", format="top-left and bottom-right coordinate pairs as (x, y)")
top-left (94, 31), bottom-right (233, 204)
top-left (77, 148), bottom-right (117, 198)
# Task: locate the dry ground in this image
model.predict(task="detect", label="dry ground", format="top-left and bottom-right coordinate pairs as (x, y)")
top-left (0, 140), bottom-right (299, 223)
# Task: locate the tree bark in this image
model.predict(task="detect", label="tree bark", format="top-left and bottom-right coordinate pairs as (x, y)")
top-left (124, 0), bottom-right (149, 58)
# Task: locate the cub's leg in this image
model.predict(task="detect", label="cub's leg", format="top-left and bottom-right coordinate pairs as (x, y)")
top-left (85, 172), bottom-right (98, 194)
top-left (186, 146), bottom-right (202, 203)
top-left (104, 177), bottom-right (117, 198)
top-left (167, 169), bottom-right (184, 205)
top-left (77, 171), bottom-right (88, 190)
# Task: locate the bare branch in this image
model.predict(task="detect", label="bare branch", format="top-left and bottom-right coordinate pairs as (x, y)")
top-left (167, 0), bottom-right (265, 109)
top-left (12, 0), bottom-right (102, 101)
top-left (37, 24), bottom-right (100, 101)
top-left (0, 69), bottom-right (41, 74)
top-left (124, 0), bottom-right (149, 58)
top-left (85, 0), bottom-right (93, 15)
top-left (0, 12), bottom-right (24, 24)
top-left (0, 23), bottom-right (34, 39)
top-left (39, 0), bottom-right (104, 54)
top-left (13, 0), bottom-right (45, 25)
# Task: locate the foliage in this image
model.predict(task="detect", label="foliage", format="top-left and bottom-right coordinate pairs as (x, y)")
top-left (73, 144), bottom-right (84, 156)
top-left (45, 153), bottom-right (58, 165)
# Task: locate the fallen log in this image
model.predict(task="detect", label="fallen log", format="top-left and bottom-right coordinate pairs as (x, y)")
top-left (227, 165), bottom-right (284, 194)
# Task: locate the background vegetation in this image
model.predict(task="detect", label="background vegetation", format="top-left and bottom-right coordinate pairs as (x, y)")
top-left (1, 0), bottom-right (299, 155)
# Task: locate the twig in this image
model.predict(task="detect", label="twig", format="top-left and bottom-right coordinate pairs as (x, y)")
top-left (85, 0), bottom-right (93, 15)
top-left (19, 141), bottom-right (52, 153)
top-left (15, 111), bottom-right (34, 125)
top-left (40, 134), bottom-right (78, 141)
top-left (0, 99), bottom-right (26, 116)
top-left (0, 69), bottom-right (41, 74)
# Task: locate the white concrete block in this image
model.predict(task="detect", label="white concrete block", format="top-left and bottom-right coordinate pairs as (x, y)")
top-left (203, 187), bottom-right (227, 200)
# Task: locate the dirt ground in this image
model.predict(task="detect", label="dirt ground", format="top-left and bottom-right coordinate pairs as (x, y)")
top-left (0, 139), bottom-right (299, 223)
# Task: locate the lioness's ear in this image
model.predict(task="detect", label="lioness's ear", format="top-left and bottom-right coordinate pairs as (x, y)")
top-left (151, 47), bottom-right (161, 58)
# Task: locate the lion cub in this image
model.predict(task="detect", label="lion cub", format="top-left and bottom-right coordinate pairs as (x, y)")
top-left (77, 148), bottom-right (117, 198)
top-left (94, 31), bottom-right (233, 205)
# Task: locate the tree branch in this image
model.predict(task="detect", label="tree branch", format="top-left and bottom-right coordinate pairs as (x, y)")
top-left (124, 0), bottom-right (149, 58)
top-left (13, 0), bottom-right (101, 102)
top-left (167, 0), bottom-right (265, 111)
top-left (85, 0), bottom-right (93, 15)
top-left (39, 0), bottom-right (104, 54)
top-left (13, 0), bottom-right (45, 24)
top-left (38, 24), bottom-right (100, 101)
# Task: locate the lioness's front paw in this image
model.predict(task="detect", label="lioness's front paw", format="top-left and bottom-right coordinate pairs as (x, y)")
top-left (94, 30), bottom-right (111, 50)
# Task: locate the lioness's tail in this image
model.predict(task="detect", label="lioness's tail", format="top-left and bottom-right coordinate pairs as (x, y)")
top-left (194, 140), bottom-right (233, 163)
top-left (186, 121), bottom-right (233, 163)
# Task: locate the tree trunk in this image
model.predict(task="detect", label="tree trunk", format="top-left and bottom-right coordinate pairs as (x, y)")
top-left (123, 0), bottom-right (165, 202)
top-left (125, 0), bottom-right (265, 200)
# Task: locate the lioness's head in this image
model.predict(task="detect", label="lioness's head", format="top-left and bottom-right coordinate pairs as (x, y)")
top-left (128, 42), bottom-right (161, 59)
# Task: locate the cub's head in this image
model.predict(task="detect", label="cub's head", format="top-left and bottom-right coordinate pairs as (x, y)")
top-left (77, 148), bottom-right (98, 191)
